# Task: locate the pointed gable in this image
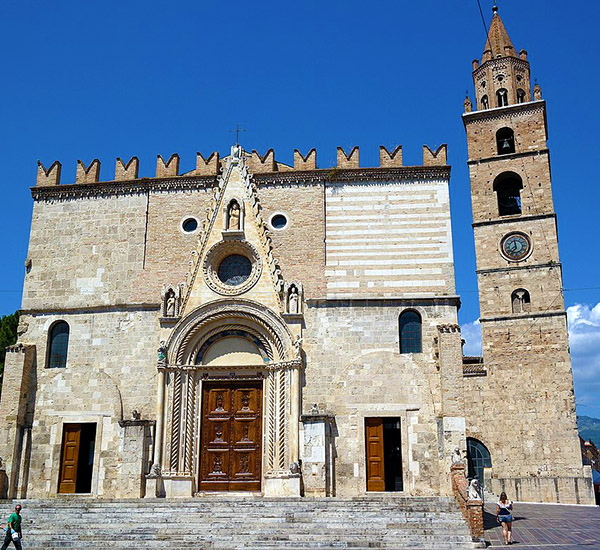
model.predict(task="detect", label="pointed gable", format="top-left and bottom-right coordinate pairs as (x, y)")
top-left (482, 8), bottom-right (517, 62)
top-left (178, 147), bottom-right (285, 316)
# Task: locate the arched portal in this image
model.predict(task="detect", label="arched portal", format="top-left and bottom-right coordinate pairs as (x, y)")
top-left (466, 437), bottom-right (492, 487)
top-left (154, 299), bottom-right (301, 496)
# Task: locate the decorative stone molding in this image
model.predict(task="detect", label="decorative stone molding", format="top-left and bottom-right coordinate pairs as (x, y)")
top-left (202, 240), bottom-right (263, 296)
top-left (437, 324), bottom-right (461, 334)
top-left (31, 177), bottom-right (217, 201)
top-left (167, 299), bottom-right (295, 366)
top-left (179, 150), bottom-right (285, 314)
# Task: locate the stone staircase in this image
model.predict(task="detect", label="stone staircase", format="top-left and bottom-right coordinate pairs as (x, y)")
top-left (9, 495), bottom-right (476, 549)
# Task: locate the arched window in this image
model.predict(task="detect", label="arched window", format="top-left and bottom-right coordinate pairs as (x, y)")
top-left (47, 321), bottom-right (70, 368)
top-left (466, 438), bottom-right (492, 486)
top-left (511, 289), bottom-right (531, 313)
top-left (399, 310), bottom-right (422, 354)
top-left (480, 95), bottom-right (489, 110)
top-left (493, 172), bottom-right (523, 216)
top-left (496, 88), bottom-right (509, 107)
top-left (496, 127), bottom-right (515, 155)
top-left (516, 88), bottom-right (526, 103)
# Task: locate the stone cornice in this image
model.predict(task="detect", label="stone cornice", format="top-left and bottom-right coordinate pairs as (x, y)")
top-left (477, 261), bottom-right (562, 275)
top-left (467, 149), bottom-right (549, 166)
top-left (160, 359), bottom-right (301, 373)
top-left (307, 295), bottom-right (461, 307)
top-left (480, 310), bottom-right (566, 323)
top-left (31, 176), bottom-right (218, 201)
top-left (472, 212), bottom-right (556, 228)
top-left (31, 166), bottom-right (452, 201)
top-left (21, 303), bottom-right (160, 315)
top-left (252, 166), bottom-right (451, 185)
top-left (462, 100), bottom-right (546, 126)
top-left (473, 56), bottom-right (530, 77)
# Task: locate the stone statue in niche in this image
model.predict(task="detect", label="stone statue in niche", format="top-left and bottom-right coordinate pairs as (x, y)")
top-left (227, 201), bottom-right (241, 230)
top-left (284, 281), bottom-right (303, 314)
top-left (288, 285), bottom-right (299, 314)
top-left (165, 290), bottom-right (176, 317)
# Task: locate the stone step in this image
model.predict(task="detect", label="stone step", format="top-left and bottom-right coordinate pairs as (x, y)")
top-left (6, 496), bottom-right (475, 549)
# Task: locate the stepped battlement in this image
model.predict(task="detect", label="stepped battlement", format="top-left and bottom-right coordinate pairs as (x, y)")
top-left (35, 144), bottom-right (448, 186)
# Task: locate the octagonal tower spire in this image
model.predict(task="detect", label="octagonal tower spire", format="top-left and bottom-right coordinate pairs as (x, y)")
top-left (471, 6), bottom-right (532, 111)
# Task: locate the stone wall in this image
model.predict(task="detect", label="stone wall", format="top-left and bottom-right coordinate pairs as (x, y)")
top-left (15, 310), bottom-right (158, 498)
top-left (324, 179), bottom-right (455, 298)
top-left (302, 299), bottom-right (461, 497)
top-left (23, 194), bottom-right (148, 311)
top-left (462, 314), bottom-right (593, 504)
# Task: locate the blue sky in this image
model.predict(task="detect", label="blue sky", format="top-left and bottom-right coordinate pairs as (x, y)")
top-left (1, 1), bottom-right (599, 415)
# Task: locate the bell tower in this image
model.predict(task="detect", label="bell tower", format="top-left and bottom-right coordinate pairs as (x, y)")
top-left (463, 7), bottom-right (593, 503)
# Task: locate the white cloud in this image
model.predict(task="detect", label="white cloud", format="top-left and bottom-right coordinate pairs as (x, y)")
top-left (567, 303), bottom-right (600, 417)
top-left (461, 319), bottom-right (482, 357)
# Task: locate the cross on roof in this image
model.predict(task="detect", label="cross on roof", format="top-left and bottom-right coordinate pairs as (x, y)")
top-left (229, 124), bottom-right (246, 145)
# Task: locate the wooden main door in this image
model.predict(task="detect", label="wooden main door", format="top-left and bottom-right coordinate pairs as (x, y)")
top-left (199, 381), bottom-right (262, 491)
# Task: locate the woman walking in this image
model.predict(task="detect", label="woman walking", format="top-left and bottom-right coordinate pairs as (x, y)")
top-left (496, 492), bottom-right (514, 545)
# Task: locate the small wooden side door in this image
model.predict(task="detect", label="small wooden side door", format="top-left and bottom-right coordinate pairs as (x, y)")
top-left (365, 418), bottom-right (385, 492)
top-left (58, 424), bottom-right (81, 494)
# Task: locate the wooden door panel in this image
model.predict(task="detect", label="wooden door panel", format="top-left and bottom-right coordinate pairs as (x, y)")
top-left (199, 381), bottom-right (262, 492)
top-left (208, 388), bottom-right (230, 414)
top-left (58, 424), bottom-right (81, 494)
top-left (233, 387), bottom-right (259, 414)
top-left (365, 418), bottom-right (385, 492)
top-left (232, 419), bottom-right (258, 445)
top-left (207, 420), bottom-right (230, 447)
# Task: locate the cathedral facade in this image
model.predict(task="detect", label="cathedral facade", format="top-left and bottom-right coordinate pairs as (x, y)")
top-left (0, 9), bottom-right (594, 504)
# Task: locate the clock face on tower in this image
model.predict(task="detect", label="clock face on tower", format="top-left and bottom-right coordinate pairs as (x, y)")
top-left (500, 232), bottom-right (532, 261)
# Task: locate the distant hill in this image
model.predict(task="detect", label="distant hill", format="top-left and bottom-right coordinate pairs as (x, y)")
top-left (578, 415), bottom-right (600, 445)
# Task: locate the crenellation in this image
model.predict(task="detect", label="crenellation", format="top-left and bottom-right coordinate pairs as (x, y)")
top-left (33, 146), bottom-right (455, 189)
top-left (36, 160), bottom-right (62, 186)
top-left (379, 145), bottom-right (402, 168)
top-left (156, 153), bottom-right (180, 178)
top-left (195, 151), bottom-right (220, 176)
top-left (293, 148), bottom-right (317, 170)
top-left (423, 144), bottom-right (447, 166)
top-left (248, 149), bottom-right (276, 173)
top-left (336, 146), bottom-right (359, 168)
top-left (115, 157), bottom-right (139, 181)
top-left (76, 159), bottom-right (101, 184)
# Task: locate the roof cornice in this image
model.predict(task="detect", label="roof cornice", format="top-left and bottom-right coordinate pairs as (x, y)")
top-left (31, 166), bottom-right (452, 201)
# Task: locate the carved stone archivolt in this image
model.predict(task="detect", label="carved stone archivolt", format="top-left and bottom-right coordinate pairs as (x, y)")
top-left (159, 299), bottom-right (302, 482)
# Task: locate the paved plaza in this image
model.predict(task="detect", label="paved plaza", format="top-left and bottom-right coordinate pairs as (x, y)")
top-left (484, 501), bottom-right (600, 548)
